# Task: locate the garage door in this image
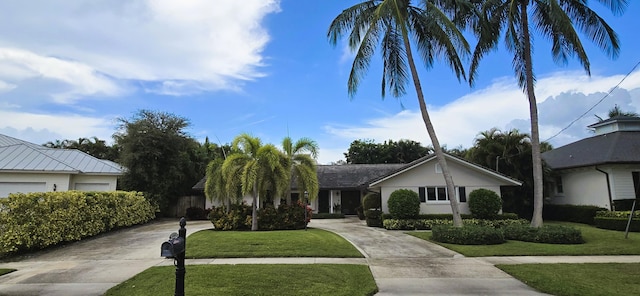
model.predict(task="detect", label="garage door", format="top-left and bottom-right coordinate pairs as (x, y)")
top-left (74, 183), bottom-right (110, 191)
top-left (0, 182), bottom-right (46, 198)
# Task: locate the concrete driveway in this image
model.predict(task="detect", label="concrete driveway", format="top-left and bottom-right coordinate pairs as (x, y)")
top-left (310, 218), bottom-right (546, 296)
top-left (0, 219), bottom-right (212, 296)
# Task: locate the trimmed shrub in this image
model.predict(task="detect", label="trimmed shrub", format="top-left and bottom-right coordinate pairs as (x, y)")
top-left (362, 192), bottom-right (381, 210)
top-left (388, 189), bottom-right (420, 219)
top-left (381, 212), bottom-right (519, 221)
top-left (543, 204), bottom-right (607, 225)
top-left (432, 225), bottom-right (505, 245)
top-left (365, 209), bottom-right (383, 227)
top-left (468, 189), bottom-right (502, 219)
top-left (356, 205), bottom-right (365, 220)
top-left (208, 202), bottom-right (311, 231)
top-left (503, 224), bottom-right (584, 244)
top-left (382, 218), bottom-right (528, 230)
top-left (594, 217), bottom-right (640, 232)
top-left (0, 191), bottom-right (156, 257)
top-left (595, 210), bottom-right (640, 218)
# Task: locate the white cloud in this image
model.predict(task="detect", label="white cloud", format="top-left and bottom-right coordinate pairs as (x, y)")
top-left (0, 111), bottom-right (116, 144)
top-left (322, 70), bottom-right (640, 155)
top-left (0, 0), bottom-right (281, 102)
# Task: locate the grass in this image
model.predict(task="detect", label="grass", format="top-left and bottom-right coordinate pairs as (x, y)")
top-left (0, 268), bottom-right (16, 276)
top-left (105, 264), bottom-right (378, 296)
top-left (497, 263), bottom-right (640, 296)
top-left (407, 222), bottom-right (640, 256)
top-left (186, 228), bottom-right (363, 258)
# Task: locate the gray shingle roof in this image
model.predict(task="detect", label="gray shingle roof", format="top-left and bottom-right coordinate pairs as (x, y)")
top-left (0, 134), bottom-right (123, 174)
top-left (313, 163), bottom-right (406, 190)
top-left (542, 131), bottom-right (640, 170)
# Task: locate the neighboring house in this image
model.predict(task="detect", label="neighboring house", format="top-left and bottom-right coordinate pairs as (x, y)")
top-left (542, 116), bottom-right (640, 210)
top-left (0, 134), bottom-right (123, 197)
top-left (194, 153), bottom-right (522, 215)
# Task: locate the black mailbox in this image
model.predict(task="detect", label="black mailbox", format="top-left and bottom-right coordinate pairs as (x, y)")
top-left (161, 232), bottom-right (185, 258)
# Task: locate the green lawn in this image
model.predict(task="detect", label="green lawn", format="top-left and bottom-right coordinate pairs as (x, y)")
top-left (105, 264), bottom-right (378, 296)
top-left (0, 269), bottom-right (16, 276)
top-left (407, 222), bottom-right (640, 256)
top-left (186, 228), bottom-right (363, 258)
top-left (498, 263), bottom-right (640, 296)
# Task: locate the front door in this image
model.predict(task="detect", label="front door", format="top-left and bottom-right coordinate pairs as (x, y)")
top-left (318, 190), bottom-right (330, 213)
top-left (341, 190), bottom-right (361, 215)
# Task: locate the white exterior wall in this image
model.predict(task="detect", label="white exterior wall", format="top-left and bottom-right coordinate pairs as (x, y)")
top-left (549, 168), bottom-right (609, 208)
top-left (609, 165), bottom-right (640, 200)
top-left (0, 172), bottom-right (71, 197)
top-left (374, 159), bottom-right (508, 214)
top-left (71, 174), bottom-right (118, 191)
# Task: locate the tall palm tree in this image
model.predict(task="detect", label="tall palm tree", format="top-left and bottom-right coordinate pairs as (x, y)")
top-left (328, 0), bottom-right (470, 226)
top-left (204, 158), bottom-right (238, 212)
top-left (222, 134), bottom-right (290, 230)
top-left (468, 0), bottom-right (627, 227)
top-left (281, 137), bottom-right (319, 205)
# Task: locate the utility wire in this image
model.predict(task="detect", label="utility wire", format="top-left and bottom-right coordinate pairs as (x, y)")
top-left (544, 60), bottom-right (640, 142)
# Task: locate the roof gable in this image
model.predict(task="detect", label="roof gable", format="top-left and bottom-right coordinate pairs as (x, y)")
top-left (368, 154), bottom-right (522, 187)
top-left (0, 134), bottom-right (123, 174)
top-left (542, 131), bottom-right (640, 169)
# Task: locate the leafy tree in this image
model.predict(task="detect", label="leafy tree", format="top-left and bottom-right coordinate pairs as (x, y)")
top-left (345, 139), bottom-right (431, 164)
top-left (465, 128), bottom-right (551, 217)
top-left (222, 134), bottom-right (290, 231)
top-left (467, 0), bottom-right (627, 227)
top-left (281, 136), bottom-right (319, 205)
top-left (328, 0), bottom-right (469, 226)
top-left (114, 110), bottom-right (204, 213)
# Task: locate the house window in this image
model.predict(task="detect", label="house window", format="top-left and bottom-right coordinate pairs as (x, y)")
top-left (435, 163), bottom-right (442, 174)
top-left (422, 186), bottom-right (466, 202)
top-left (555, 176), bottom-right (564, 194)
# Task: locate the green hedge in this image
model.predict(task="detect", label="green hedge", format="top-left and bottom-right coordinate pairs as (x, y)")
top-left (208, 202), bottom-right (312, 231)
top-left (596, 210), bottom-right (640, 218)
top-left (431, 225), bottom-right (505, 245)
top-left (594, 217), bottom-right (640, 232)
top-left (502, 224), bottom-right (584, 244)
top-left (381, 213), bottom-right (519, 221)
top-left (388, 189), bottom-right (420, 219)
top-left (383, 218), bottom-right (528, 230)
top-left (543, 204), bottom-right (607, 225)
top-left (0, 191), bottom-right (156, 257)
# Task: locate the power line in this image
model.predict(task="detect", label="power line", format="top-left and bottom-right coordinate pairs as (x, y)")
top-left (544, 60), bottom-right (640, 142)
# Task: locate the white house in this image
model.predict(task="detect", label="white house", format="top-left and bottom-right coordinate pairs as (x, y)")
top-left (367, 154), bottom-right (523, 214)
top-left (0, 134), bottom-right (123, 197)
top-left (194, 153), bottom-right (522, 215)
top-left (542, 116), bottom-right (640, 210)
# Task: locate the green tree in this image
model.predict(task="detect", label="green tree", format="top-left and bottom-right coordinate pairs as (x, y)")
top-left (328, 0), bottom-right (469, 226)
top-left (222, 134), bottom-right (290, 230)
top-left (114, 110), bottom-right (204, 213)
top-left (281, 136), bottom-right (319, 205)
top-left (468, 0), bottom-right (627, 227)
top-left (345, 139), bottom-right (431, 164)
top-left (43, 137), bottom-right (119, 161)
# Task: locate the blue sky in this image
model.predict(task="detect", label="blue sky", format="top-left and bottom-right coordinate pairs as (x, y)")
top-left (1, 0), bottom-right (639, 164)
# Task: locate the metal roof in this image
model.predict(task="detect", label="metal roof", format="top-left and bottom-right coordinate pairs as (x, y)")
top-left (542, 131), bottom-right (640, 170)
top-left (0, 134), bottom-right (123, 174)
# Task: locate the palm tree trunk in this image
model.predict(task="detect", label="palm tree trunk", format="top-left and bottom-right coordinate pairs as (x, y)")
top-left (521, 3), bottom-right (544, 228)
top-left (403, 33), bottom-right (463, 227)
top-left (252, 183), bottom-right (258, 231)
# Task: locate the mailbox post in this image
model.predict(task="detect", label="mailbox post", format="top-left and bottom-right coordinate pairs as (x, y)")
top-left (161, 217), bottom-right (187, 296)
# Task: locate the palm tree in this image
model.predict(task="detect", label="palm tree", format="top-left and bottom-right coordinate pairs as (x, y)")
top-left (281, 137), bottom-right (319, 205)
top-left (468, 0), bottom-right (627, 227)
top-left (205, 158), bottom-right (236, 212)
top-left (222, 134), bottom-right (290, 230)
top-left (595, 104), bottom-right (639, 121)
top-left (328, 0), bottom-right (470, 226)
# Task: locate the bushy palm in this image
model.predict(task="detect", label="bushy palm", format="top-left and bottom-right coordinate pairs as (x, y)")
top-left (222, 134), bottom-right (290, 231)
top-left (467, 0), bottom-right (627, 227)
top-left (281, 137), bottom-right (319, 204)
top-left (328, 0), bottom-right (470, 226)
